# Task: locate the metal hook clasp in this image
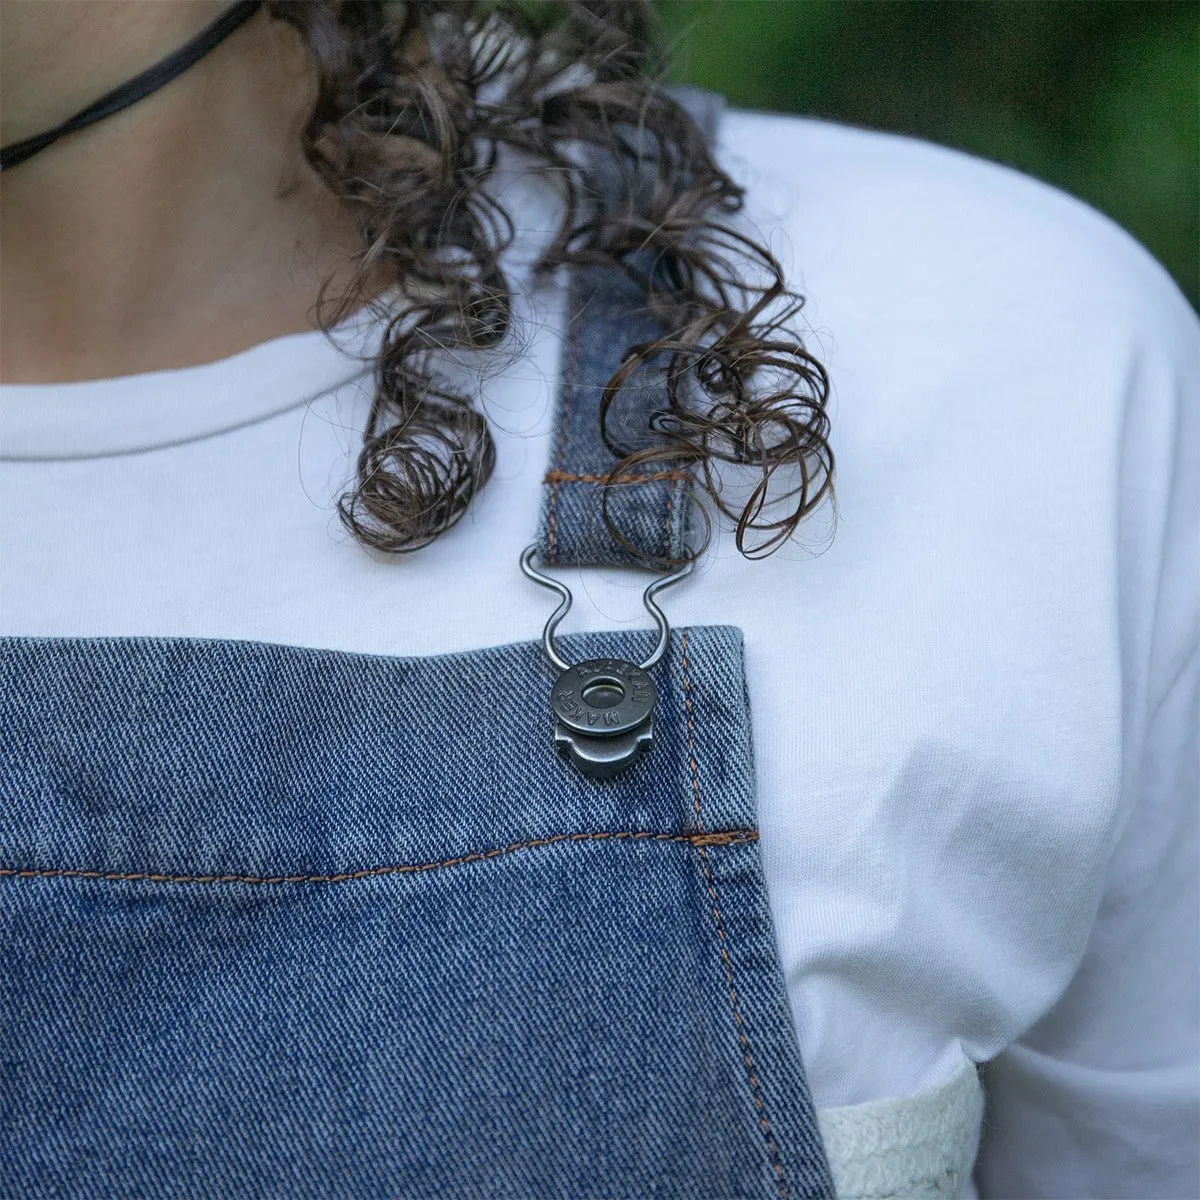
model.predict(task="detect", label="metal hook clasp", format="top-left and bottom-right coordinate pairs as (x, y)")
top-left (519, 545), bottom-right (693, 675)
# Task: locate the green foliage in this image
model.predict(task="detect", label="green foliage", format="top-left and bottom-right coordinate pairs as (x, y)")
top-left (656, 0), bottom-right (1199, 309)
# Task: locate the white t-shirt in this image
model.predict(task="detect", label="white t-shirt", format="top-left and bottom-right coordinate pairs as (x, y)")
top-left (3, 111), bottom-right (1197, 1199)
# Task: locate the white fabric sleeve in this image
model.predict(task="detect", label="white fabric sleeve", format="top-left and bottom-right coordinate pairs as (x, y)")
top-left (973, 248), bottom-right (1200, 1198)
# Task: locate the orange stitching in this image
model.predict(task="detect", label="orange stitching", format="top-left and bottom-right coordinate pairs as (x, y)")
top-left (681, 628), bottom-right (703, 829)
top-left (542, 469), bottom-right (690, 485)
top-left (545, 296), bottom-right (581, 562)
top-left (681, 631), bottom-right (790, 1200)
top-left (0, 829), bottom-right (757, 888)
top-left (664, 479), bottom-right (676, 584)
top-left (697, 847), bottom-right (789, 1200)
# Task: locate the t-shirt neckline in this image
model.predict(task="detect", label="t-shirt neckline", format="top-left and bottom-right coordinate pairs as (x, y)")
top-left (0, 307), bottom-right (381, 462)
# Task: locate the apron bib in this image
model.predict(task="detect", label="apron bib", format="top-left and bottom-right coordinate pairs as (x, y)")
top-left (0, 91), bottom-right (838, 1199)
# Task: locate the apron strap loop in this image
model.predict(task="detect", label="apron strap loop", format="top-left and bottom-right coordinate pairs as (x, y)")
top-left (535, 87), bottom-right (725, 569)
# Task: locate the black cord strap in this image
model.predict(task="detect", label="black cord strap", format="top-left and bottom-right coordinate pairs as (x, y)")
top-left (0, 0), bottom-right (261, 172)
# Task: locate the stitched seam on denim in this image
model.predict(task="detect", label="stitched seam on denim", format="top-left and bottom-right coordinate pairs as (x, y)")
top-left (0, 829), bottom-right (757, 887)
top-left (542, 469), bottom-right (690, 485)
top-left (681, 627), bottom-right (703, 828)
top-left (682, 628), bottom-right (790, 1200)
top-left (545, 286), bottom-right (581, 563)
top-left (664, 479), bottom-right (675, 559)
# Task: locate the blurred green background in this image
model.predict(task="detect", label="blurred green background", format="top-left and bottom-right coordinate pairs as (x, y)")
top-left (656, 0), bottom-right (1199, 309)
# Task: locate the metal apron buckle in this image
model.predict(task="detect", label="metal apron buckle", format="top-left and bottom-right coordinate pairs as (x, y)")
top-left (520, 546), bottom-right (693, 779)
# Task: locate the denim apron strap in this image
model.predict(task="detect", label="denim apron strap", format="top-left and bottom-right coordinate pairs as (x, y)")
top-left (537, 86), bottom-right (724, 568)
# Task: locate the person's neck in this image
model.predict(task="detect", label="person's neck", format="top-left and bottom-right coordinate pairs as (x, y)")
top-left (0, 1), bottom-right (367, 384)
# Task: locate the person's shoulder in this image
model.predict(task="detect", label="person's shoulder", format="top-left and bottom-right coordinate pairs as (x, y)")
top-left (715, 107), bottom-right (1197, 364)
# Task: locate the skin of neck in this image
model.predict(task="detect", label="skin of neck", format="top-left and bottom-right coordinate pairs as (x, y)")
top-left (0, 0), bottom-right (368, 383)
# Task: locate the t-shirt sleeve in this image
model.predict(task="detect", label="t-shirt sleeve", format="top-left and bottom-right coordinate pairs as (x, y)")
top-left (973, 249), bottom-right (1200, 1198)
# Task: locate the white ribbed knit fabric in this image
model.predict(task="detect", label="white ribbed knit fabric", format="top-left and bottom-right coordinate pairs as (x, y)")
top-left (818, 1052), bottom-right (984, 1200)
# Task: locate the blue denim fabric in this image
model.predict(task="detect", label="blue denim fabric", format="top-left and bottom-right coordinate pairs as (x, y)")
top-left (536, 87), bottom-right (723, 569)
top-left (539, 262), bottom-right (695, 568)
top-left (1, 628), bottom-right (835, 1198)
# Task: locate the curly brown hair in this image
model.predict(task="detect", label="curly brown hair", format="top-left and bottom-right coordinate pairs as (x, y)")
top-left (266, 0), bottom-right (836, 565)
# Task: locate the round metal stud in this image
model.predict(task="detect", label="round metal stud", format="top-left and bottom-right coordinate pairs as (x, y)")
top-left (550, 658), bottom-right (657, 738)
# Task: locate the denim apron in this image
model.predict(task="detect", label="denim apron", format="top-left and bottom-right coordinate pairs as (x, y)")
top-left (0, 93), bottom-right (837, 1200)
